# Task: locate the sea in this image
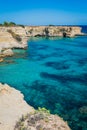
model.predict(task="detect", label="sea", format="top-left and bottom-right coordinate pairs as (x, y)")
top-left (0, 26), bottom-right (87, 130)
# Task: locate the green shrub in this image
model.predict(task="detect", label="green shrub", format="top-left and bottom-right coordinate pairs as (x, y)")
top-left (36, 107), bottom-right (50, 115)
top-left (3, 21), bottom-right (16, 27)
top-left (9, 22), bottom-right (16, 26)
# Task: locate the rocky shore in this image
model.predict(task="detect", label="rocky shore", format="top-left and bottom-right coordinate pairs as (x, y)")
top-left (0, 26), bottom-right (28, 62)
top-left (0, 83), bottom-right (71, 130)
top-left (0, 26), bottom-right (83, 62)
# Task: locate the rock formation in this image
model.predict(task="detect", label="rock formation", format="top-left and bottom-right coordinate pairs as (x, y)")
top-left (15, 108), bottom-right (71, 130)
top-left (2, 49), bottom-right (14, 56)
top-left (0, 26), bottom-right (28, 61)
top-left (25, 26), bottom-right (82, 37)
top-left (0, 26), bottom-right (83, 61)
top-left (0, 83), bottom-right (71, 130)
top-left (0, 83), bottom-right (34, 130)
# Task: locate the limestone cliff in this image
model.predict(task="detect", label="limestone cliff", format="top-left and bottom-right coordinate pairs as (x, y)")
top-left (0, 83), bottom-right (71, 130)
top-left (0, 26), bottom-right (28, 50)
top-left (0, 26), bottom-right (82, 60)
top-left (0, 26), bottom-right (28, 60)
top-left (0, 83), bottom-right (34, 130)
top-left (25, 26), bottom-right (82, 37)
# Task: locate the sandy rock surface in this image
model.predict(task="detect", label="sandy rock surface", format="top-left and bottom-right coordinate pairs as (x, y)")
top-left (0, 83), bottom-right (34, 130)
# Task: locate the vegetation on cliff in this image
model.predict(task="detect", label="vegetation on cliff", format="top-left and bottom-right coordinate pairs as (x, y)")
top-left (0, 21), bottom-right (16, 26)
top-left (14, 107), bottom-right (70, 130)
top-left (0, 21), bottom-right (25, 28)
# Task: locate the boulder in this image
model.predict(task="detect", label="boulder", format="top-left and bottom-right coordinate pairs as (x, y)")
top-left (2, 49), bottom-right (14, 56)
top-left (0, 58), bottom-right (3, 62)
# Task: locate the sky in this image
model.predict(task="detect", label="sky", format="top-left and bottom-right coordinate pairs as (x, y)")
top-left (0, 0), bottom-right (87, 25)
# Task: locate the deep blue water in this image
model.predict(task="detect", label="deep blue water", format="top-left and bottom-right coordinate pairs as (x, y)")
top-left (81, 25), bottom-right (87, 33)
top-left (0, 31), bottom-right (87, 129)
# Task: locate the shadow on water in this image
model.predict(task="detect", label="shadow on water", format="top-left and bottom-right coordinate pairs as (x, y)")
top-left (40, 72), bottom-right (87, 85)
top-left (44, 61), bottom-right (69, 70)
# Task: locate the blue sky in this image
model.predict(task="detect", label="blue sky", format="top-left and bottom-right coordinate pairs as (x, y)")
top-left (0, 0), bottom-right (87, 25)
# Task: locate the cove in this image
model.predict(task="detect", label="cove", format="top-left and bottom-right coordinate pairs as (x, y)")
top-left (0, 36), bottom-right (87, 130)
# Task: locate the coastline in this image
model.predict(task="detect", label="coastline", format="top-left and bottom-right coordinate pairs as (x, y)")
top-left (0, 83), bottom-right (70, 130)
top-left (0, 26), bottom-right (87, 130)
top-left (0, 25), bottom-right (84, 62)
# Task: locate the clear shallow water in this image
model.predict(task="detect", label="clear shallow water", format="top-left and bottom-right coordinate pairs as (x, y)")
top-left (0, 36), bottom-right (87, 130)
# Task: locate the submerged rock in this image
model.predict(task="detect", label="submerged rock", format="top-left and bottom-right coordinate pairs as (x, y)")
top-left (79, 106), bottom-right (87, 114)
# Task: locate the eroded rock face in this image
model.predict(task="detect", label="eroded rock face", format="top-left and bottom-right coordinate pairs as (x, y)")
top-left (0, 48), bottom-right (14, 61)
top-left (2, 49), bottom-right (14, 56)
top-left (0, 27), bottom-right (28, 61)
top-left (0, 26), bottom-right (82, 44)
top-left (0, 83), bottom-right (71, 130)
top-left (0, 26), bottom-right (82, 61)
top-left (0, 27), bottom-right (28, 49)
top-left (0, 83), bottom-right (34, 130)
top-left (0, 26), bottom-right (82, 49)
top-left (25, 26), bottom-right (82, 37)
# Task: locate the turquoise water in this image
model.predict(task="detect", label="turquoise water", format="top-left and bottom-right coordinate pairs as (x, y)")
top-left (0, 36), bottom-right (87, 130)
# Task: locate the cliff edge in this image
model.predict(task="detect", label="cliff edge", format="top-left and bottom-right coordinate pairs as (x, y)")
top-left (0, 26), bottom-right (82, 61)
top-left (0, 83), bottom-right (70, 130)
top-left (0, 83), bottom-right (34, 130)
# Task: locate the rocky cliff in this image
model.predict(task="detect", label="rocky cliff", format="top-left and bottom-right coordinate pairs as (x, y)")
top-left (0, 26), bottom-right (28, 49)
top-left (0, 26), bottom-right (82, 61)
top-left (0, 83), bottom-right (70, 130)
top-left (0, 83), bottom-right (34, 130)
top-left (0, 26), bottom-right (28, 61)
top-left (25, 26), bottom-right (82, 37)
